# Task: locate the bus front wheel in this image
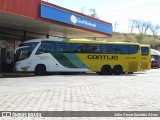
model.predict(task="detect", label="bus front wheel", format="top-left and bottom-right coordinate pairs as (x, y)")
top-left (101, 65), bottom-right (112, 75)
top-left (35, 64), bottom-right (46, 75)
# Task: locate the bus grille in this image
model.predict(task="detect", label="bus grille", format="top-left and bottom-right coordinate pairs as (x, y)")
top-left (128, 62), bottom-right (138, 71)
top-left (141, 62), bottom-right (148, 69)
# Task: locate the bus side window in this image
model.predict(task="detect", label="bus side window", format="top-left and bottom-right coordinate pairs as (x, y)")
top-left (36, 45), bottom-right (45, 54)
top-left (36, 41), bottom-right (54, 54)
top-left (71, 44), bottom-right (79, 53)
top-left (86, 44), bottom-right (101, 53)
top-left (47, 44), bottom-right (54, 53)
top-left (80, 45), bottom-right (86, 53)
top-left (129, 45), bottom-right (139, 54)
top-left (116, 45), bottom-right (129, 54)
top-left (55, 43), bottom-right (70, 53)
top-left (62, 44), bottom-right (70, 53)
top-left (102, 45), bottom-right (116, 54)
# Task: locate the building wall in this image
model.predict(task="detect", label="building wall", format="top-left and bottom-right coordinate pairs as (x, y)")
top-left (0, 0), bottom-right (41, 19)
top-left (0, 40), bottom-right (22, 72)
top-left (0, 0), bottom-right (112, 36)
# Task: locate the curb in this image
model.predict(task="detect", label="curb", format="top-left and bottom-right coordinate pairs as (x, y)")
top-left (0, 72), bottom-right (35, 76)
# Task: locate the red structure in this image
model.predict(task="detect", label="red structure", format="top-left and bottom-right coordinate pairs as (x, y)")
top-left (0, 0), bottom-right (40, 18)
top-left (0, 0), bottom-right (112, 38)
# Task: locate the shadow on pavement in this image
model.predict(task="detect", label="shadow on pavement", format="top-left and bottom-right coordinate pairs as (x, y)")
top-left (0, 71), bottom-right (144, 78)
top-left (0, 72), bottom-right (35, 78)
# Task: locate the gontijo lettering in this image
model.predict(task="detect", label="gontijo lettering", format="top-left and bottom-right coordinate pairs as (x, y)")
top-left (88, 55), bottom-right (118, 60)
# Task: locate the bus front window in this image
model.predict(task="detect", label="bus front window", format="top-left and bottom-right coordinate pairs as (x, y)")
top-left (15, 42), bottom-right (38, 62)
top-left (15, 47), bottom-right (31, 62)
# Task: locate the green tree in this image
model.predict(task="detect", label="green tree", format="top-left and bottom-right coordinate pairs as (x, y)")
top-left (149, 24), bottom-right (160, 41)
top-left (89, 9), bottom-right (99, 19)
top-left (135, 34), bottom-right (144, 43)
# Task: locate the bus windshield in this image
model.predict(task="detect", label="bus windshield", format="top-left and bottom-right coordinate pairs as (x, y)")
top-left (15, 42), bottom-right (39, 62)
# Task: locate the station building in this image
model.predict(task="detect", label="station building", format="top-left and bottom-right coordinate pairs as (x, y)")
top-left (0, 0), bottom-right (112, 72)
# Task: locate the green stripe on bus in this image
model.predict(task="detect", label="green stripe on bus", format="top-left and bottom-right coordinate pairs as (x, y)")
top-left (52, 53), bottom-right (78, 68)
top-left (64, 54), bottom-right (87, 68)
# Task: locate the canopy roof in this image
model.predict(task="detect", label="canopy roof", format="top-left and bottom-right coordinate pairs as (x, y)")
top-left (151, 49), bottom-right (160, 56)
top-left (0, 0), bottom-right (112, 41)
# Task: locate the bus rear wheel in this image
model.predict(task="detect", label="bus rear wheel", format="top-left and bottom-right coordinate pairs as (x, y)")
top-left (35, 64), bottom-right (46, 75)
top-left (101, 65), bottom-right (112, 75)
top-left (113, 65), bottom-right (123, 75)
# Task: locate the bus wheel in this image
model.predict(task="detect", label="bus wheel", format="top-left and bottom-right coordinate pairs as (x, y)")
top-left (113, 65), bottom-right (123, 75)
top-left (101, 65), bottom-right (112, 75)
top-left (35, 64), bottom-right (46, 75)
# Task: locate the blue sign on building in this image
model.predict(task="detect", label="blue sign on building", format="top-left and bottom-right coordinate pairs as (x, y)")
top-left (40, 4), bottom-right (112, 35)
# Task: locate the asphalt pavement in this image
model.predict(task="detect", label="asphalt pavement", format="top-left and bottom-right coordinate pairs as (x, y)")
top-left (0, 69), bottom-right (160, 120)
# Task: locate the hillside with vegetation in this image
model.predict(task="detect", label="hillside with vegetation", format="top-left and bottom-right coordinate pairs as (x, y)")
top-left (96, 32), bottom-right (160, 51)
top-left (85, 17), bottom-right (160, 50)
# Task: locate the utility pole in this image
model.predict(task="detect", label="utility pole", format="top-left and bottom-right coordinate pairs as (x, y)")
top-left (114, 21), bottom-right (119, 32)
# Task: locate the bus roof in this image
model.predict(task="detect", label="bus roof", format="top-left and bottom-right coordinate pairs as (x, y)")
top-left (23, 38), bottom-right (140, 45)
top-left (23, 38), bottom-right (64, 43)
top-left (66, 39), bottom-right (140, 45)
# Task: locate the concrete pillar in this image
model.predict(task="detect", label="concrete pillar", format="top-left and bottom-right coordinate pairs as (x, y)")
top-left (47, 34), bottom-right (49, 38)
top-left (23, 31), bottom-right (26, 42)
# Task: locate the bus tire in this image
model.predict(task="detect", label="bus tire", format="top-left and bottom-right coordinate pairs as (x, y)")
top-left (101, 65), bottom-right (112, 75)
top-left (35, 64), bottom-right (46, 75)
top-left (113, 65), bottom-right (123, 75)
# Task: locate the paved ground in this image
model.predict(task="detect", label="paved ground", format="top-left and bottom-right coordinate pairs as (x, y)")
top-left (0, 69), bottom-right (160, 120)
